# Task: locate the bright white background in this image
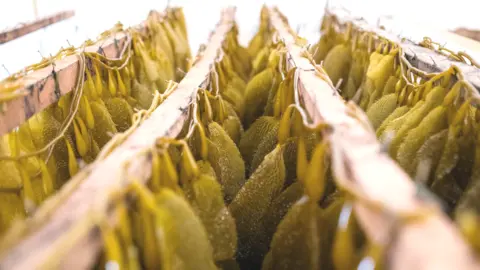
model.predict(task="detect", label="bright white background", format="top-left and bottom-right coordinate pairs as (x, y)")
top-left (1, 0), bottom-right (479, 80)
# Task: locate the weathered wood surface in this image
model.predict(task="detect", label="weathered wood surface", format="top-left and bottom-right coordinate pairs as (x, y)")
top-left (454, 28), bottom-right (480, 42)
top-left (0, 11), bottom-right (75, 45)
top-left (0, 29), bottom-right (129, 136)
top-left (0, 7), bottom-right (235, 270)
top-left (326, 7), bottom-right (480, 91)
top-left (269, 7), bottom-right (479, 270)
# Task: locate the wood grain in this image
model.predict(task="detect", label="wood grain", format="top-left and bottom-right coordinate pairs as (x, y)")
top-left (453, 28), bottom-right (480, 43)
top-left (269, 7), bottom-right (479, 270)
top-left (0, 7), bottom-right (235, 270)
top-left (0, 11), bottom-right (75, 44)
top-left (326, 7), bottom-right (480, 92)
top-left (0, 26), bottom-right (129, 136)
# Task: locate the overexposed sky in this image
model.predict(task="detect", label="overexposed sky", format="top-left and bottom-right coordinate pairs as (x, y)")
top-left (1, 0), bottom-right (479, 79)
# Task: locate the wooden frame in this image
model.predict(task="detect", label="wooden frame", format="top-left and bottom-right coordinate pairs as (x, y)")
top-left (453, 28), bottom-right (480, 43)
top-left (325, 7), bottom-right (480, 91)
top-left (0, 30), bottom-right (129, 136)
top-left (0, 11), bottom-right (75, 45)
top-left (268, 7), bottom-right (479, 270)
top-left (0, 7), bottom-right (236, 270)
top-left (1, 4), bottom-right (478, 269)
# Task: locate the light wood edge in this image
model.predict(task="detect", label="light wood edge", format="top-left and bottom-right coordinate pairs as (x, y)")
top-left (324, 7), bottom-right (480, 92)
top-left (0, 7), bottom-right (236, 270)
top-left (0, 21), bottom-right (132, 136)
top-left (373, 16), bottom-right (480, 59)
top-left (0, 11), bottom-right (75, 44)
top-left (269, 7), bottom-right (479, 270)
top-left (451, 28), bottom-right (480, 45)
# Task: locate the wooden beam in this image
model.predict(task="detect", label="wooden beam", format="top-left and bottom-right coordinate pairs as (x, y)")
top-left (0, 29), bottom-right (130, 136)
top-left (0, 7), bottom-right (235, 270)
top-left (0, 10), bottom-right (75, 44)
top-left (325, 7), bottom-right (480, 92)
top-left (453, 28), bottom-right (480, 43)
top-left (268, 7), bottom-right (479, 270)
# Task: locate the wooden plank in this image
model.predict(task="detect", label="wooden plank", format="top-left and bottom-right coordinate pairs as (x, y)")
top-left (0, 7), bottom-right (235, 270)
top-left (453, 28), bottom-right (480, 43)
top-left (372, 15), bottom-right (480, 60)
top-left (269, 7), bottom-right (479, 270)
top-left (0, 22), bottom-right (129, 137)
top-left (325, 7), bottom-right (480, 92)
top-left (0, 11), bottom-right (75, 44)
